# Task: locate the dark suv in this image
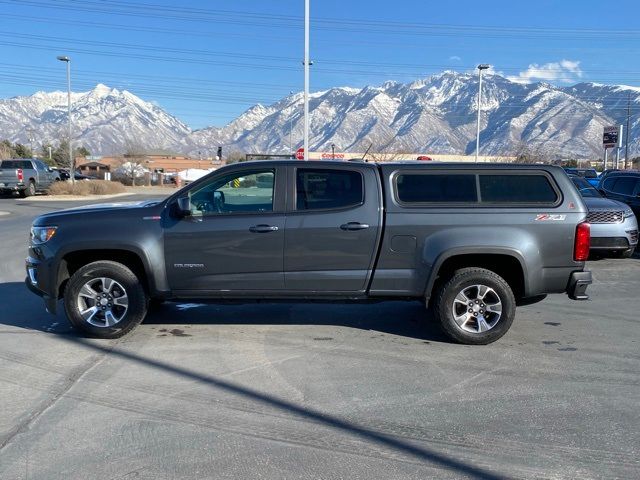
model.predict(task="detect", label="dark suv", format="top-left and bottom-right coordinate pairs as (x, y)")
top-left (599, 172), bottom-right (640, 219)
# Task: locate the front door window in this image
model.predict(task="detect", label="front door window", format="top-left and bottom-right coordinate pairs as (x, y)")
top-left (189, 170), bottom-right (275, 215)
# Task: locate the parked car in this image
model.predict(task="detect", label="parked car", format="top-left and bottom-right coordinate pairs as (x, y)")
top-left (0, 158), bottom-right (60, 197)
top-left (57, 169), bottom-right (97, 181)
top-left (564, 168), bottom-right (599, 187)
top-left (598, 171), bottom-right (640, 219)
top-left (569, 175), bottom-right (637, 258)
top-left (26, 161), bottom-right (592, 344)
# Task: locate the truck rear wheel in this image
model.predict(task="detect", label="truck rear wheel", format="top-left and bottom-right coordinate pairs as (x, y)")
top-left (21, 180), bottom-right (36, 198)
top-left (64, 261), bottom-right (148, 339)
top-left (433, 267), bottom-right (516, 345)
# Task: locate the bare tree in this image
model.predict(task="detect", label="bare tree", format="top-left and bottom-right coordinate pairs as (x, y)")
top-left (225, 150), bottom-right (245, 164)
top-left (0, 140), bottom-right (14, 160)
top-left (358, 135), bottom-right (415, 162)
top-left (118, 143), bottom-right (149, 186)
top-left (511, 141), bottom-right (556, 164)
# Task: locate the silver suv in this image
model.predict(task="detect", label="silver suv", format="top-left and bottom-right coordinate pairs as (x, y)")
top-left (570, 175), bottom-right (638, 257)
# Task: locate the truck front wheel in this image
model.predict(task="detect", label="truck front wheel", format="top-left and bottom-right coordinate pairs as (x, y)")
top-left (433, 267), bottom-right (516, 345)
top-left (64, 261), bottom-right (148, 338)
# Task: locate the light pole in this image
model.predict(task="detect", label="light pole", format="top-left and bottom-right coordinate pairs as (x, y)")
top-left (57, 55), bottom-right (74, 183)
top-left (475, 64), bottom-right (490, 163)
top-left (331, 143), bottom-right (335, 159)
top-left (303, 0), bottom-right (310, 160)
top-left (26, 127), bottom-right (35, 158)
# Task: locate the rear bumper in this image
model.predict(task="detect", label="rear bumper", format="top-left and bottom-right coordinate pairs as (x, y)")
top-left (567, 270), bottom-right (592, 300)
top-left (0, 184), bottom-right (25, 192)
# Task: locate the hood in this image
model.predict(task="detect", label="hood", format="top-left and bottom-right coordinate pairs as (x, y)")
top-left (582, 196), bottom-right (630, 211)
top-left (35, 200), bottom-right (163, 222)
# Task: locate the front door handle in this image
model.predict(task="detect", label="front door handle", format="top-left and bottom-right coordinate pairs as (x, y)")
top-left (249, 224), bottom-right (279, 233)
top-left (340, 222), bottom-right (370, 231)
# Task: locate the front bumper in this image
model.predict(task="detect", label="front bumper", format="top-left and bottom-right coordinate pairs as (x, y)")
top-left (567, 270), bottom-right (592, 300)
top-left (25, 257), bottom-right (58, 314)
top-left (589, 216), bottom-right (638, 251)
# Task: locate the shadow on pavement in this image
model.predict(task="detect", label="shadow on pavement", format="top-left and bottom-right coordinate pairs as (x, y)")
top-left (0, 280), bottom-right (508, 478)
top-left (0, 281), bottom-right (450, 342)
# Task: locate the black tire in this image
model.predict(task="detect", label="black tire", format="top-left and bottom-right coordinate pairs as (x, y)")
top-left (433, 267), bottom-right (516, 345)
top-left (64, 260), bottom-right (148, 338)
top-left (21, 180), bottom-right (36, 198)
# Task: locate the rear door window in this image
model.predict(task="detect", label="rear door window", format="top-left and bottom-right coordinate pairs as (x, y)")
top-left (479, 175), bottom-right (558, 203)
top-left (296, 169), bottom-right (363, 210)
top-left (395, 174), bottom-right (478, 203)
top-left (609, 177), bottom-right (638, 196)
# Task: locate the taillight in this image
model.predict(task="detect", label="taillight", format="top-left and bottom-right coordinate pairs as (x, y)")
top-left (574, 222), bottom-right (590, 261)
top-left (17, 168), bottom-right (23, 182)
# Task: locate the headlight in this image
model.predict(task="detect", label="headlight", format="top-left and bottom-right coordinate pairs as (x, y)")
top-left (623, 208), bottom-right (634, 219)
top-left (30, 226), bottom-right (57, 244)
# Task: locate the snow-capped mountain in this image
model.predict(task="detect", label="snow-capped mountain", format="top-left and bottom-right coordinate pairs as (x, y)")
top-left (1, 73), bottom-right (638, 159)
top-left (0, 84), bottom-right (190, 154)
top-left (185, 72), bottom-right (640, 159)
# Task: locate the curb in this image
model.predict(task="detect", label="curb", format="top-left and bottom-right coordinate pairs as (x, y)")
top-left (16, 192), bottom-right (136, 202)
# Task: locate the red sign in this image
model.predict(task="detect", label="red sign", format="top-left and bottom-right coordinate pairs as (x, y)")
top-left (295, 148), bottom-right (305, 160)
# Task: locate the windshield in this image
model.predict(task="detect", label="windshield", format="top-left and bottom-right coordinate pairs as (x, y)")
top-left (570, 176), bottom-right (601, 198)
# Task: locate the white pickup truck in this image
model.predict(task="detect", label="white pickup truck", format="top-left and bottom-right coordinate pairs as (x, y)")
top-left (0, 158), bottom-right (60, 197)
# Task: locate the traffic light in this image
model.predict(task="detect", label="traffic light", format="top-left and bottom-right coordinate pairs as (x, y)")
top-left (217, 146), bottom-right (222, 160)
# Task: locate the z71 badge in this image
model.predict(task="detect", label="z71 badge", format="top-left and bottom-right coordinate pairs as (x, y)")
top-left (535, 214), bottom-right (566, 221)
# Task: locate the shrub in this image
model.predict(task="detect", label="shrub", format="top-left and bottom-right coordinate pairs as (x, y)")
top-left (48, 180), bottom-right (126, 196)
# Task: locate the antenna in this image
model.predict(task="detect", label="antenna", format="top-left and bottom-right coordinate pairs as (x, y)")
top-left (361, 143), bottom-right (373, 162)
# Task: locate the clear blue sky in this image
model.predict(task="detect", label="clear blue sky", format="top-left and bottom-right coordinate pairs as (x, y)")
top-left (0, 0), bottom-right (639, 129)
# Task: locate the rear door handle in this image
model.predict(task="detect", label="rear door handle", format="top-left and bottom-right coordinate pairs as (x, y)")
top-left (340, 222), bottom-right (370, 231)
top-left (249, 224), bottom-right (279, 233)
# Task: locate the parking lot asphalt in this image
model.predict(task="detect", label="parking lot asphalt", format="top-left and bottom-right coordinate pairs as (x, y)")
top-left (0, 195), bottom-right (639, 479)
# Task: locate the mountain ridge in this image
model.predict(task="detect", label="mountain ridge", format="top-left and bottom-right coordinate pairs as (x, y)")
top-left (1, 72), bottom-right (638, 159)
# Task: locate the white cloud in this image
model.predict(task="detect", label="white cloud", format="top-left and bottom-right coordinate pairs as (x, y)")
top-left (507, 59), bottom-right (583, 84)
top-left (449, 55), bottom-right (461, 61)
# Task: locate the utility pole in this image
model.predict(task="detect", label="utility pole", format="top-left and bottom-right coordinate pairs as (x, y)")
top-left (616, 125), bottom-right (623, 169)
top-left (625, 91), bottom-right (631, 170)
top-left (289, 90), bottom-right (294, 156)
top-left (475, 64), bottom-right (490, 162)
top-left (303, 0), bottom-right (310, 161)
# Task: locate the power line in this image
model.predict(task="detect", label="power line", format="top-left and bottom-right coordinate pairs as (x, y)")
top-left (5, 0), bottom-right (640, 38)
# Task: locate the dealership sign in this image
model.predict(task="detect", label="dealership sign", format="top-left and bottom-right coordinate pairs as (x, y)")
top-left (603, 126), bottom-right (619, 148)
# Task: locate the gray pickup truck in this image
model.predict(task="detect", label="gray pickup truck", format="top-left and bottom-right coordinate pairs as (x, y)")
top-left (26, 161), bottom-right (592, 344)
top-left (0, 158), bottom-right (60, 197)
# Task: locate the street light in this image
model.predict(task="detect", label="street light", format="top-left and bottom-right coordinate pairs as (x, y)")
top-left (475, 64), bottom-right (490, 163)
top-left (331, 143), bottom-right (335, 159)
top-left (303, 0), bottom-right (310, 161)
top-left (57, 55), bottom-right (74, 183)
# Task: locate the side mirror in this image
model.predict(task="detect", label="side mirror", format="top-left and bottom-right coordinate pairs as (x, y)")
top-left (175, 196), bottom-right (191, 217)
